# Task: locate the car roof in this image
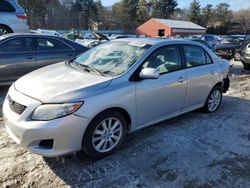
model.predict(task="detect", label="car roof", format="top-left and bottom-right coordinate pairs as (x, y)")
top-left (114, 37), bottom-right (202, 46)
top-left (0, 33), bottom-right (63, 38)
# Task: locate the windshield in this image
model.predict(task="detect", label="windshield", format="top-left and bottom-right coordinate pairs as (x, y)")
top-left (74, 41), bottom-right (150, 76)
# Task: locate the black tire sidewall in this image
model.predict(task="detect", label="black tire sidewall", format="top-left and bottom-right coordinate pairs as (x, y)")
top-left (204, 86), bottom-right (222, 113)
top-left (82, 110), bottom-right (127, 158)
top-left (0, 26), bottom-right (12, 35)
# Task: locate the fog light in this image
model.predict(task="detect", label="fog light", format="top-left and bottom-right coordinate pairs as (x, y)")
top-left (38, 139), bottom-right (53, 149)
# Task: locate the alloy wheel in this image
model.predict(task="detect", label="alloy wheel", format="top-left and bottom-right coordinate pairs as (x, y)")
top-left (0, 28), bottom-right (10, 36)
top-left (207, 90), bottom-right (222, 112)
top-left (92, 117), bottom-right (123, 153)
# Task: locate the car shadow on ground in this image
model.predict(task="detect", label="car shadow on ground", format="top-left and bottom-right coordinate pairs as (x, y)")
top-left (43, 95), bottom-right (250, 187)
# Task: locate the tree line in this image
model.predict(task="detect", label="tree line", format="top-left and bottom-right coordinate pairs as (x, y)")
top-left (19, 0), bottom-right (250, 34)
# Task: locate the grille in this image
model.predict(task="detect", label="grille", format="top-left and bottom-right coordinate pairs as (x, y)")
top-left (8, 96), bottom-right (27, 115)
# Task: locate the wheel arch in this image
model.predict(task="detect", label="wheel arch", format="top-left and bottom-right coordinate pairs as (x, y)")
top-left (213, 81), bottom-right (223, 89)
top-left (204, 82), bottom-right (223, 104)
top-left (86, 107), bottom-right (132, 133)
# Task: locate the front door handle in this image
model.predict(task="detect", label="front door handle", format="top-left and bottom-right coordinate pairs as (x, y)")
top-left (178, 77), bottom-right (185, 83)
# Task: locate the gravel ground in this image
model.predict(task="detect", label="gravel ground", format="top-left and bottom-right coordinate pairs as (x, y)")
top-left (0, 61), bottom-right (250, 188)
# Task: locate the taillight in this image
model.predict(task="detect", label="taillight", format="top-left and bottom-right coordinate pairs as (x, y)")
top-left (16, 14), bottom-right (27, 19)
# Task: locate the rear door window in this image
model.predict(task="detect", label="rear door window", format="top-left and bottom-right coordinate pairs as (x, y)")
top-left (0, 0), bottom-right (15, 12)
top-left (0, 37), bottom-right (35, 53)
top-left (37, 38), bottom-right (72, 51)
top-left (183, 45), bottom-right (207, 67)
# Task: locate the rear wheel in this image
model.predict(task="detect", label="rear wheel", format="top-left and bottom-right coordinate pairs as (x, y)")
top-left (203, 86), bottom-right (222, 113)
top-left (82, 110), bottom-right (127, 158)
top-left (0, 26), bottom-right (12, 36)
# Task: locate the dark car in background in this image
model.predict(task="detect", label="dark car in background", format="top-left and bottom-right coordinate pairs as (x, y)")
top-left (200, 34), bottom-right (218, 47)
top-left (214, 35), bottom-right (245, 61)
top-left (0, 33), bottom-right (88, 85)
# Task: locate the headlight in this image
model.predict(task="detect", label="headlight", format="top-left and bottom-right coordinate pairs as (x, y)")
top-left (31, 102), bottom-right (83, 121)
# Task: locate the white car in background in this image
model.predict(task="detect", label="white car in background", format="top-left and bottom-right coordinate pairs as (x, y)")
top-left (0, 0), bottom-right (29, 36)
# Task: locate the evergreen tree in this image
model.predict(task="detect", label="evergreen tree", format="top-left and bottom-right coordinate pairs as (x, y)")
top-left (136, 0), bottom-right (149, 25)
top-left (151, 0), bottom-right (178, 19)
top-left (202, 4), bottom-right (213, 27)
top-left (189, 0), bottom-right (201, 25)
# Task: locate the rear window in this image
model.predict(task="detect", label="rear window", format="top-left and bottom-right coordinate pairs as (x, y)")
top-left (37, 38), bottom-right (72, 51)
top-left (0, 0), bottom-right (15, 12)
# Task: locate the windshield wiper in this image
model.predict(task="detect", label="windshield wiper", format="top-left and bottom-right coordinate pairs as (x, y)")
top-left (77, 63), bottom-right (106, 76)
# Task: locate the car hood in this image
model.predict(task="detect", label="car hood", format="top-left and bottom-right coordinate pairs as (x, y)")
top-left (215, 43), bottom-right (239, 49)
top-left (14, 62), bottom-right (112, 103)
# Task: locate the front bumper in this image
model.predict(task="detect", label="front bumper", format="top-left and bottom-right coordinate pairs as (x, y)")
top-left (3, 85), bottom-right (90, 157)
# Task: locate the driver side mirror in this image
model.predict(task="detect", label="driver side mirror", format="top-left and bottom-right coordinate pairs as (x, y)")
top-left (139, 68), bottom-right (160, 79)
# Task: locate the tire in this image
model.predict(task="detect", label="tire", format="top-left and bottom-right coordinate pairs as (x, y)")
top-left (203, 86), bottom-right (222, 113)
top-left (82, 110), bottom-right (127, 158)
top-left (234, 52), bottom-right (241, 61)
top-left (0, 25), bottom-right (12, 36)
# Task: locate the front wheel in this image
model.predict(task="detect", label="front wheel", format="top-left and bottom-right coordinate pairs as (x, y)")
top-left (203, 86), bottom-right (222, 113)
top-left (82, 110), bottom-right (127, 158)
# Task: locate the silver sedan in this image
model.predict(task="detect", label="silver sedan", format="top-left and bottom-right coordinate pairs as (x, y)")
top-left (3, 38), bottom-right (230, 158)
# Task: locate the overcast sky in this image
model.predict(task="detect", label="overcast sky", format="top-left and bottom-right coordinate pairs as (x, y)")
top-left (101, 0), bottom-right (250, 11)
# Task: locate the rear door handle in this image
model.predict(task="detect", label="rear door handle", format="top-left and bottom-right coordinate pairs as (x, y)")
top-left (178, 77), bottom-right (185, 83)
